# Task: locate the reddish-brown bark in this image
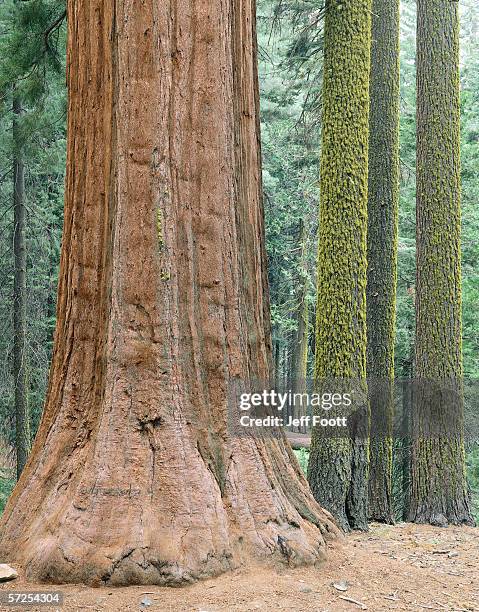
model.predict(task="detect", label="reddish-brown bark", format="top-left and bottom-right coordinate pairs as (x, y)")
top-left (0, 0), bottom-right (338, 585)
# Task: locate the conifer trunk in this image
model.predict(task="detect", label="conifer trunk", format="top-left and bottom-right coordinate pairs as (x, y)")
top-left (308, 0), bottom-right (371, 532)
top-left (410, 0), bottom-right (473, 527)
top-left (401, 360), bottom-right (413, 520)
top-left (290, 220), bottom-right (309, 433)
top-left (12, 94), bottom-right (30, 478)
top-left (366, 0), bottom-right (400, 524)
top-left (0, 0), bottom-right (338, 585)
top-left (274, 339), bottom-right (281, 390)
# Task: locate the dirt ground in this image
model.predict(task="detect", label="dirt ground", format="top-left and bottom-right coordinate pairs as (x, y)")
top-left (0, 523), bottom-right (477, 611)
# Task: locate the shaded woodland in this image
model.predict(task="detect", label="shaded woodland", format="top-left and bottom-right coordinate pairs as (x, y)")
top-left (0, 0), bottom-right (476, 595)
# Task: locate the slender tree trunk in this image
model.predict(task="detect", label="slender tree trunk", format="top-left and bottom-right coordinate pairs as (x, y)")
top-left (12, 94), bottom-right (30, 479)
top-left (410, 0), bottom-right (473, 526)
top-left (366, 0), bottom-right (400, 524)
top-left (290, 221), bottom-right (309, 433)
top-left (274, 338), bottom-right (281, 390)
top-left (0, 0), bottom-right (338, 585)
top-left (46, 221), bottom-right (56, 342)
top-left (286, 335), bottom-right (294, 424)
top-left (401, 357), bottom-right (413, 521)
top-left (308, 0), bottom-right (371, 532)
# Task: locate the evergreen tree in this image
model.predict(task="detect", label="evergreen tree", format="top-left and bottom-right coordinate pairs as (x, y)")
top-left (366, 0), bottom-right (400, 524)
top-left (12, 90), bottom-right (30, 478)
top-left (290, 219), bottom-right (309, 432)
top-left (307, 0), bottom-right (371, 531)
top-left (0, 0), bottom-right (66, 474)
top-left (410, 0), bottom-right (473, 526)
top-left (257, 0), bottom-right (321, 391)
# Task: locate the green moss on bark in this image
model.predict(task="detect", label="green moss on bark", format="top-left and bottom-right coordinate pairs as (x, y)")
top-left (411, 0), bottom-right (473, 527)
top-left (366, 0), bottom-right (400, 524)
top-left (307, 0), bottom-right (371, 532)
top-left (157, 206), bottom-right (164, 249)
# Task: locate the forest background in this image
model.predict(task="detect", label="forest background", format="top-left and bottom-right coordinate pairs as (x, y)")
top-left (0, 0), bottom-right (477, 521)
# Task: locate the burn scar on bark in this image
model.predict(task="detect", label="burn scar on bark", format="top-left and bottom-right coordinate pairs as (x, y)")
top-left (138, 415), bottom-right (163, 434)
top-left (137, 415), bottom-right (162, 500)
top-left (277, 535), bottom-right (293, 563)
top-left (101, 547), bottom-right (135, 584)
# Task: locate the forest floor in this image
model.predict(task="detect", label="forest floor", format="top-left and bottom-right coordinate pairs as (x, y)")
top-left (0, 523), bottom-right (478, 611)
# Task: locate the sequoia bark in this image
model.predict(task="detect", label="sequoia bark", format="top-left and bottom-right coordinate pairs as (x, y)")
top-left (0, 0), bottom-right (338, 585)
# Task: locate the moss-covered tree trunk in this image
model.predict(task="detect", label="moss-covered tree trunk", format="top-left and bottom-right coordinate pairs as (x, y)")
top-left (0, 0), bottom-right (339, 585)
top-left (308, 0), bottom-right (371, 532)
top-left (366, 0), bottom-right (400, 524)
top-left (12, 94), bottom-right (31, 478)
top-left (410, 0), bottom-right (473, 527)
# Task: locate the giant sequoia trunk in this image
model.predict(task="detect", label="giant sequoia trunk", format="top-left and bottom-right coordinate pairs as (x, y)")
top-left (308, 0), bottom-right (371, 532)
top-left (366, 0), bottom-right (400, 524)
top-left (411, 0), bottom-right (473, 526)
top-left (0, 0), bottom-right (338, 585)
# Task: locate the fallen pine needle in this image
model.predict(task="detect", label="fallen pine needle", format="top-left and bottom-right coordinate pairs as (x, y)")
top-left (384, 595), bottom-right (400, 602)
top-left (338, 595), bottom-right (367, 610)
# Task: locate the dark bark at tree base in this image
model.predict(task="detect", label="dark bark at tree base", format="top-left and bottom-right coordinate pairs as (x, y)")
top-left (368, 439), bottom-right (395, 524)
top-left (309, 438), bottom-right (353, 533)
top-left (409, 439), bottom-right (474, 527)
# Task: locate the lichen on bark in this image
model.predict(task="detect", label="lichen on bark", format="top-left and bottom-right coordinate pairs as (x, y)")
top-left (410, 0), bottom-right (473, 527)
top-left (308, 0), bottom-right (371, 532)
top-left (366, 0), bottom-right (400, 525)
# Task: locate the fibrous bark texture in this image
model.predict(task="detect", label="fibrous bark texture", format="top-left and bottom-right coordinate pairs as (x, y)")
top-left (308, 0), bottom-right (371, 532)
top-left (366, 0), bottom-right (400, 524)
top-left (0, 0), bottom-right (338, 585)
top-left (411, 0), bottom-right (473, 527)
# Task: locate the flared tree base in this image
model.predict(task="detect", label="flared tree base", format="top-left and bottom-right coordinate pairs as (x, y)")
top-left (0, 425), bottom-right (339, 586)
